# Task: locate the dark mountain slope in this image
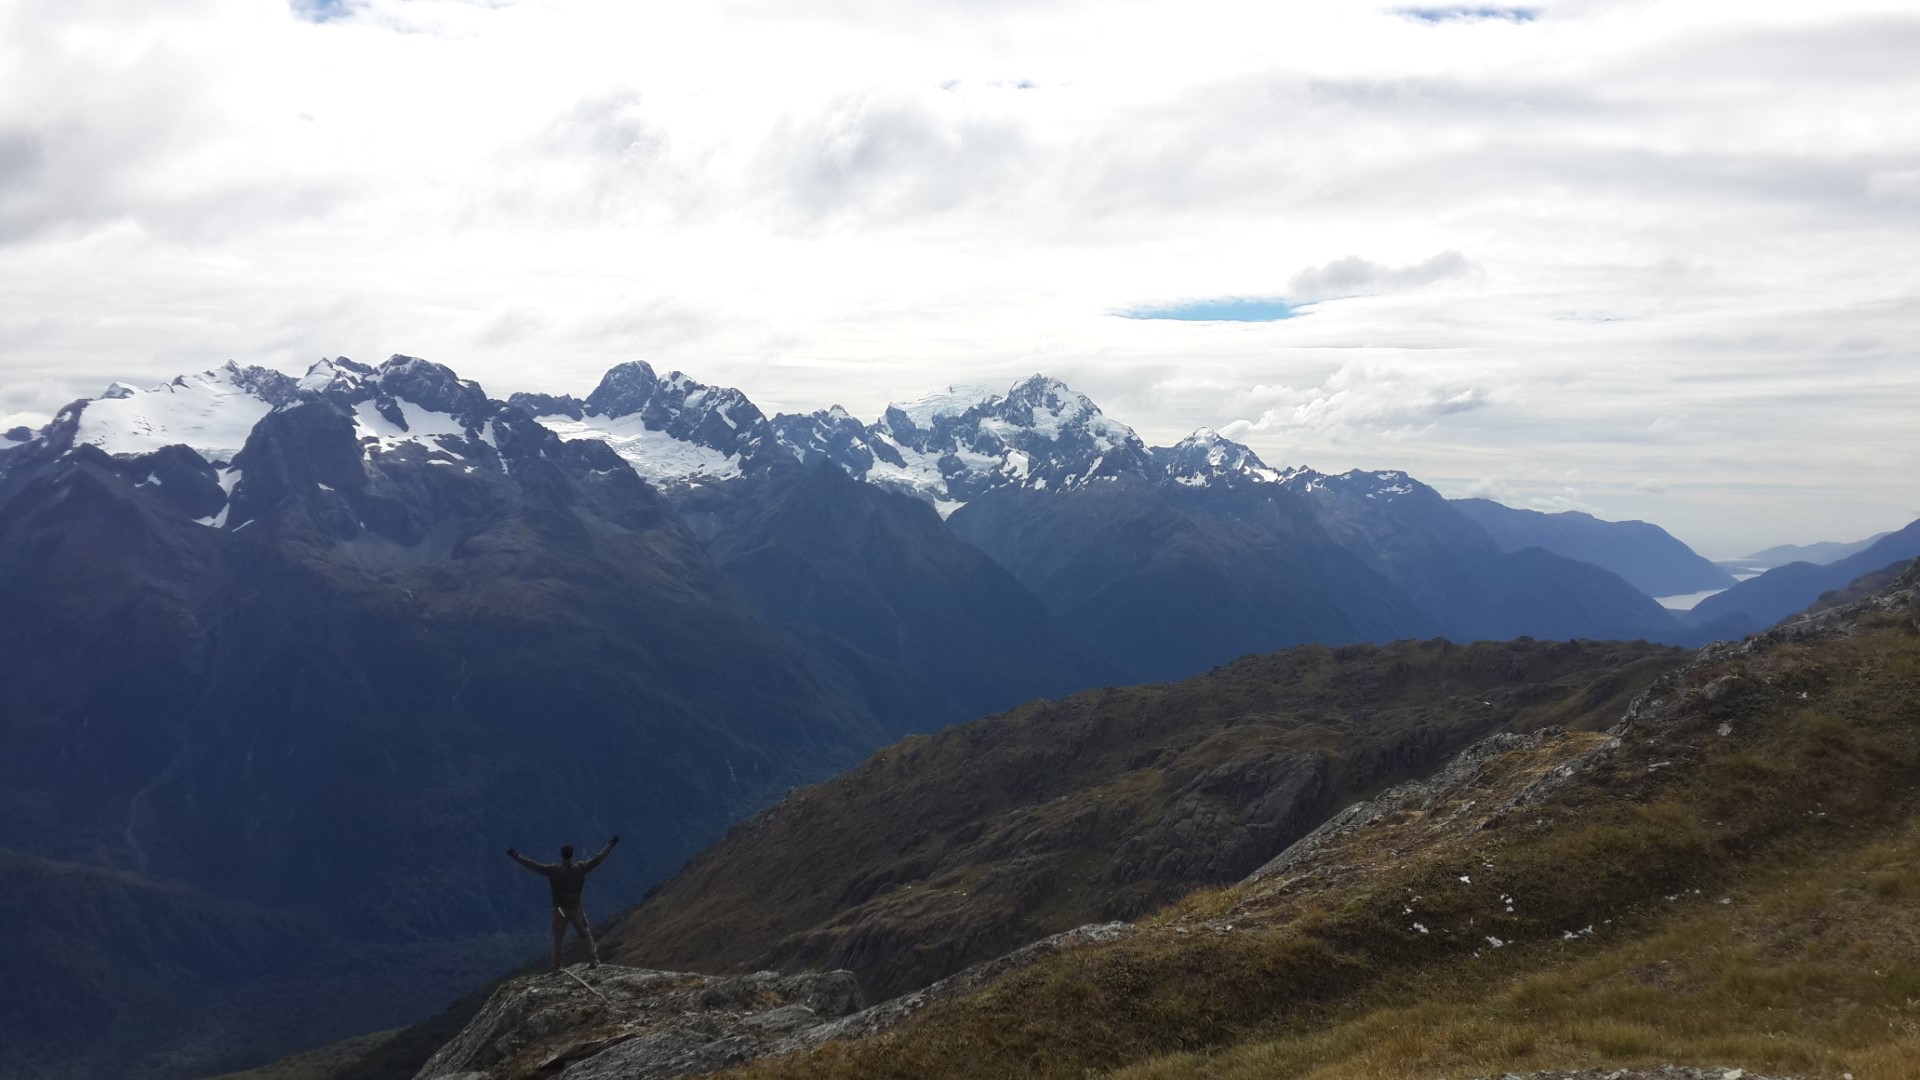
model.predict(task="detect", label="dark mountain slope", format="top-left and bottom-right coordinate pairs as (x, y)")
top-left (1289, 474), bottom-right (1682, 644)
top-left (670, 460), bottom-right (1118, 720)
top-left (1451, 497), bottom-right (1733, 596)
top-left (599, 636), bottom-right (1683, 1001)
top-left (1686, 516), bottom-right (1920, 630)
top-left (0, 368), bottom-right (927, 1077)
top-left (948, 468), bottom-right (1684, 683)
top-left (0, 848), bottom-right (529, 1080)
top-left (0, 399), bottom-right (894, 935)
top-left (946, 480), bottom-right (1428, 683)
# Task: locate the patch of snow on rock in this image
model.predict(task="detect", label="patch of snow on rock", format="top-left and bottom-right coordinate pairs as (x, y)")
top-left (539, 412), bottom-right (744, 482)
top-left (71, 367), bottom-right (278, 462)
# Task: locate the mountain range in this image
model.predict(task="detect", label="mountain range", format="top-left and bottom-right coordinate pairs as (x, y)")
top-left (0, 353), bottom-right (1796, 1078)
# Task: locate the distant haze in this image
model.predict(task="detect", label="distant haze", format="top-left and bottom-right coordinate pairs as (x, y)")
top-left (2, 0), bottom-right (1917, 557)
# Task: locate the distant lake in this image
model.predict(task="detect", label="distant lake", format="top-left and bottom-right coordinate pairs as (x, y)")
top-left (1656, 587), bottom-right (1728, 611)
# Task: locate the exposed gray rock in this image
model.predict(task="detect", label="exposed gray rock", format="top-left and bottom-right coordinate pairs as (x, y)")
top-left (418, 922), bottom-right (1134, 1080)
top-left (413, 966), bottom-right (861, 1080)
top-left (1242, 728), bottom-right (1591, 887)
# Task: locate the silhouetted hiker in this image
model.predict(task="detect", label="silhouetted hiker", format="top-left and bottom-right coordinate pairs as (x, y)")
top-left (509, 836), bottom-right (619, 972)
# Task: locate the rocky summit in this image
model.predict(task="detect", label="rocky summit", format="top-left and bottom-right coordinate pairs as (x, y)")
top-left (414, 966), bottom-right (864, 1080)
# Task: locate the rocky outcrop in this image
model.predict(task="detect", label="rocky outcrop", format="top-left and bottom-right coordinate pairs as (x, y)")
top-left (1240, 727), bottom-right (1603, 890)
top-left (416, 922), bottom-right (1135, 1080)
top-left (415, 967), bottom-right (862, 1080)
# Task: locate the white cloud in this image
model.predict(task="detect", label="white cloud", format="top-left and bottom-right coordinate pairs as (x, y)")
top-left (0, 0), bottom-right (1916, 555)
top-left (1288, 250), bottom-right (1475, 301)
top-left (1219, 364), bottom-right (1496, 445)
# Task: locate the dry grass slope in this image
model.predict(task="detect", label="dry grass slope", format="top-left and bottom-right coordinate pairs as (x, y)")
top-left (606, 639), bottom-right (1683, 1002)
top-left (725, 596), bottom-right (1920, 1080)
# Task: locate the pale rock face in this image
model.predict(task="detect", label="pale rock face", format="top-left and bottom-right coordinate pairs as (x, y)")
top-left (416, 922), bottom-right (1136, 1080)
top-left (412, 966), bottom-right (863, 1080)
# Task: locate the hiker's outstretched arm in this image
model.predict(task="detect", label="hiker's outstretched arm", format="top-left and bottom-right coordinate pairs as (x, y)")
top-left (507, 848), bottom-right (551, 874)
top-left (582, 836), bottom-right (619, 871)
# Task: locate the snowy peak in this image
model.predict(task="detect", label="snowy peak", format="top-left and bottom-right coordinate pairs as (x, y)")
top-left (848, 373), bottom-right (1153, 512)
top-left (6, 358), bottom-right (1478, 521)
top-left (1151, 429), bottom-right (1284, 488)
top-left (875, 385), bottom-right (995, 444)
top-left (45, 361), bottom-right (302, 464)
top-left (583, 361), bottom-right (660, 420)
top-left (532, 362), bottom-right (786, 485)
top-left (372, 355), bottom-right (491, 425)
top-left (771, 406), bottom-right (876, 476)
top-left (276, 355), bottom-right (499, 463)
top-left (292, 356), bottom-right (376, 402)
top-left (1283, 467), bottom-right (1432, 504)
top-left (285, 355), bottom-right (490, 428)
top-left (996, 374), bottom-right (1099, 434)
top-left (0, 355), bottom-right (529, 537)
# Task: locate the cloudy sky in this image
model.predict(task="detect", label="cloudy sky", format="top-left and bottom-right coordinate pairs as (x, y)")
top-left (2, 0), bottom-right (1916, 556)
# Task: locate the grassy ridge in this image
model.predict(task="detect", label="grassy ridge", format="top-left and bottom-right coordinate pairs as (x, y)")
top-left (1113, 817), bottom-right (1920, 1079)
top-left (604, 638), bottom-right (1683, 1001)
top-left (727, 604), bottom-right (1920, 1080)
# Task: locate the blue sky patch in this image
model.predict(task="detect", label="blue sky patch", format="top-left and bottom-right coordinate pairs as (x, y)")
top-left (1119, 298), bottom-right (1302, 322)
top-left (1395, 6), bottom-right (1540, 23)
top-left (291, 0), bottom-right (352, 23)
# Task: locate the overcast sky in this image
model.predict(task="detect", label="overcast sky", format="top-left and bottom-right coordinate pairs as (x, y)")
top-left (2, 0), bottom-right (1916, 557)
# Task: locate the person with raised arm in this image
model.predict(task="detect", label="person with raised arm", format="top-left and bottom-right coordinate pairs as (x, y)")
top-left (508, 836), bottom-right (619, 972)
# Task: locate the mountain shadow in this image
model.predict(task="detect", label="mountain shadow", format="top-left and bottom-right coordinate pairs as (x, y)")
top-left (670, 460), bottom-right (1120, 721)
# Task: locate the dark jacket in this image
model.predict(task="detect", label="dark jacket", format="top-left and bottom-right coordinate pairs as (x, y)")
top-left (511, 841), bottom-right (615, 910)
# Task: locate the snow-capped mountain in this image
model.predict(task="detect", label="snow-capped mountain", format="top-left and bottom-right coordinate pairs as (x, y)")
top-left (5, 356), bottom-right (801, 510)
top-left (1280, 466), bottom-right (1427, 504)
top-left (1149, 428), bottom-right (1290, 488)
top-left (2, 354), bottom-right (1705, 652)
top-left (6, 357), bottom-right (1440, 524)
top-left (775, 375), bottom-right (1154, 516)
top-left (769, 404), bottom-right (876, 476)
top-left (773, 381), bottom-right (1441, 518)
top-left (4, 355), bottom-right (531, 532)
top-left (32, 361), bottom-right (298, 464)
top-left (510, 360), bottom-right (789, 485)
